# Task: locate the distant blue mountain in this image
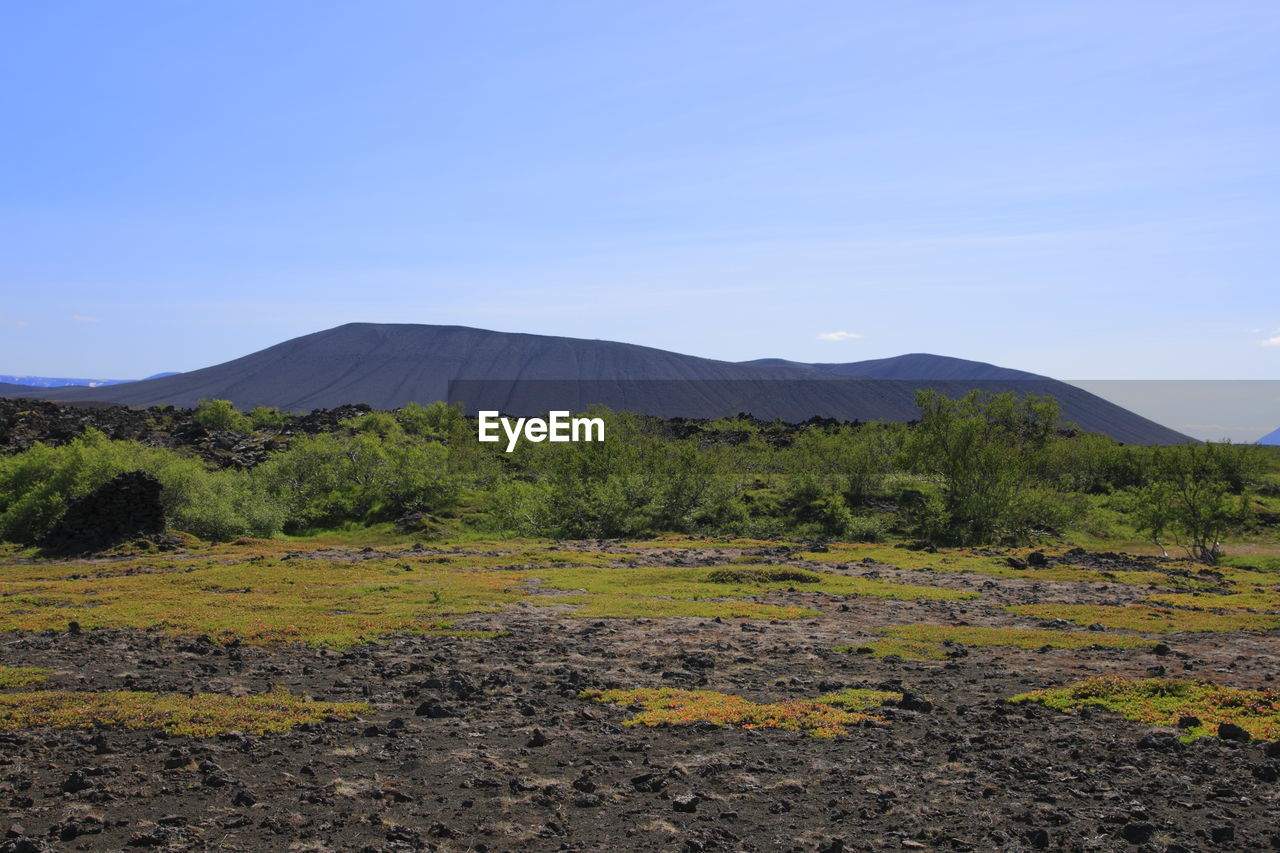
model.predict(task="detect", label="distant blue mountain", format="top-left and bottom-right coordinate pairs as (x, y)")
top-left (1259, 426), bottom-right (1280, 446)
top-left (0, 372), bottom-right (177, 388)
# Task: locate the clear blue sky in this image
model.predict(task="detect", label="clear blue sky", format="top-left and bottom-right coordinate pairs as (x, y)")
top-left (3, 1), bottom-right (1278, 379)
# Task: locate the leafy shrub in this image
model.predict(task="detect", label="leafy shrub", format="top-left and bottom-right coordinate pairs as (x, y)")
top-left (193, 398), bottom-right (250, 432)
top-left (254, 429), bottom-right (458, 530)
top-left (249, 406), bottom-right (289, 430)
top-left (0, 431), bottom-right (281, 542)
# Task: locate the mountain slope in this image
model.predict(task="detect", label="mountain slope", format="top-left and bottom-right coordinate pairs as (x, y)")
top-left (744, 353), bottom-right (1043, 381)
top-left (1259, 426), bottom-right (1280, 446)
top-left (2, 323), bottom-right (1192, 443)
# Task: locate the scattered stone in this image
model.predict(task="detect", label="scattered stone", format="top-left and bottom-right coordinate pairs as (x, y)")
top-left (672, 794), bottom-right (699, 813)
top-left (1217, 723), bottom-right (1251, 742)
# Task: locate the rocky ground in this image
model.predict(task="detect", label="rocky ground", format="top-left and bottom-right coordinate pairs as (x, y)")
top-left (2, 543), bottom-right (1279, 852)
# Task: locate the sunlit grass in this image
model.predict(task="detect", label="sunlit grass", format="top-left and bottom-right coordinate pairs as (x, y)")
top-left (0, 666), bottom-right (51, 688)
top-left (884, 624), bottom-right (1156, 649)
top-left (0, 689), bottom-right (367, 737)
top-left (0, 555), bottom-right (526, 647)
top-left (535, 593), bottom-right (815, 620)
top-left (582, 686), bottom-right (901, 738)
top-left (836, 638), bottom-right (950, 660)
top-left (1147, 590), bottom-right (1280, 612)
top-left (836, 624), bottom-right (1154, 660)
top-left (532, 564), bottom-right (976, 603)
top-left (1005, 603), bottom-right (1280, 633)
top-left (2, 543), bottom-right (976, 646)
top-left (794, 545), bottom-right (1213, 589)
top-left (1010, 676), bottom-right (1280, 742)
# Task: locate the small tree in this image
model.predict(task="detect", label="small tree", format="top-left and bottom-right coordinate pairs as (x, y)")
top-left (248, 406), bottom-right (289, 430)
top-left (1131, 443), bottom-right (1254, 563)
top-left (905, 390), bottom-right (1062, 544)
top-left (193, 398), bottom-right (251, 432)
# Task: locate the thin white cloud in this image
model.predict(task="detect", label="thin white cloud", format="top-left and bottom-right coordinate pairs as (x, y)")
top-left (1262, 330), bottom-right (1280, 347)
top-left (817, 330), bottom-right (862, 341)
top-left (72, 315), bottom-right (100, 323)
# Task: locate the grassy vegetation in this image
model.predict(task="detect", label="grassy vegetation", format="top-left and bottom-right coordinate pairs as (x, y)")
top-left (531, 564), bottom-right (976, 603)
top-left (3, 395), bottom-right (1275, 557)
top-left (581, 687), bottom-right (902, 738)
top-left (837, 624), bottom-right (1155, 660)
top-left (0, 540), bottom-right (978, 645)
top-left (535, 594), bottom-right (815, 620)
top-left (796, 544), bottom-right (1217, 589)
top-left (1146, 590), bottom-right (1280, 612)
top-left (838, 638), bottom-right (951, 660)
top-left (0, 665), bottom-right (51, 688)
top-left (0, 689), bottom-right (367, 737)
top-left (1005, 603), bottom-right (1280, 633)
top-left (1010, 676), bottom-right (1280, 742)
top-left (0, 554), bottom-right (524, 646)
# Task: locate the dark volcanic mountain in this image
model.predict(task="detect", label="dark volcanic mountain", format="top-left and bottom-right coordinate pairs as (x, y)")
top-left (1259, 426), bottom-right (1280, 446)
top-left (1, 323), bottom-right (1191, 443)
top-left (745, 353), bottom-right (1043, 381)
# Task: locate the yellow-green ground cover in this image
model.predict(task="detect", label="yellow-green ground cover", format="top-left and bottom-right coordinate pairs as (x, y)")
top-left (0, 665), bottom-right (51, 688)
top-left (838, 624), bottom-right (1156, 659)
top-left (0, 689), bottom-right (367, 737)
top-left (1006, 603), bottom-right (1280, 633)
top-left (794, 545), bottom-right (1216, 588)
top-left (582, 687), bottom-right (902, 738)
top-left (1010, 676), bottom-right (1280, 742)
top-left (1146, 589), bottom-right (1280, 612)
top-left (0, 544), bottom-right (970, 646)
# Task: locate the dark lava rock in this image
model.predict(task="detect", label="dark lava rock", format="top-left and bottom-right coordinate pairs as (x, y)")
top-left (526, 728), bottom-right (549, 747)
top-left (39, 471), bottom-right (164, 553)
top-left (1218, 722), bottom-right (1251, 742)
top-left (1210, 825), bottom-right (1235, 843)
top-left (631, 772), bottom-right (666, 793)
top-left (897, 691), bottom-right (934, 713)
top-left (1121, 822), bottom-right (1154, 844)
top-left (414, 700), bottom-right (456, 718)
top-left (672, 793), bottom-right (699, 813)
top-left (1026, 550), bottom-right (1048, 567)
top-left (59, 771), bottom-right (92, 794)
top-left (1252, 762), bottom-right (1279, 783)
top-left (1137, 732), bottom-right (1182, 751)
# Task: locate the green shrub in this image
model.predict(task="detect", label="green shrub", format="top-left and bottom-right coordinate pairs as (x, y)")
top-left (248, 406), bottom-right (289, 430)
top-left (193, 399), bottom-right (251, 432)
top-left (254, 430), bottom-right (459, 530)
top-left (0, 431), bottom-right (281, 543)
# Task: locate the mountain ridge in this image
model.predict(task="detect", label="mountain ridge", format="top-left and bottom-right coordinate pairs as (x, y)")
top-left (0, 323), bottom-right (1192, 444)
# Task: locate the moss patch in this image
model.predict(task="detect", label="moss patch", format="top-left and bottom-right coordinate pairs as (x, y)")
top-left (534, 564), bottom-right (975, 603)
top-left (539, 594), bottom-right (815, 620)
top-left (1146, 590), bottom-right (1280, 612)
top-left (838, 624), bottom-right (1154, 660)
top-left (1005, 603), bottom-right (1280, 633)
top-left (1010, 676), bottom-right (1280, 742)
top-left (838, 638), bottom-right (950, 661)
top-left (704, 567), bottom-right (822, 584)
top-left (0, 666), bottom-right (51, 688)
top-left (0, 689), bottom-right (367, 737)
top-left (795, 545), bottom-right (1213, 589)
top-left (0, 543), bottom-right (973, 647)
top-left (582, 687), bottom-right (901, 739)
